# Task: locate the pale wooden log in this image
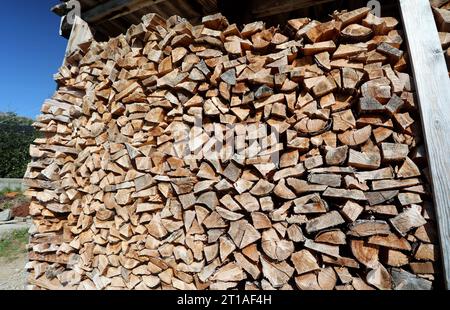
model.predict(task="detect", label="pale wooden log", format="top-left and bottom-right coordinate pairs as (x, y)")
top-left (368, 234), bottom-right (411, 251)
top-left (381, 143), bottom-right (409, 161)
top-left (341, 24), bottom-right (373, 41)
top-left (365, 190), bottom-right (399, 206)
top-left (338, 125), bottom-right (372, 146)
top-left (391, 268), bottom-right (432, 290)
top-left (366, 264), bottom-right (392, 290)
top-left (371, 178), bottom-right (421, 191)
top-left (348, 149), bottom-right (381, 169)
top-left (348, 220), bottom-right (391, 237)
top-left (317, 267), bottom-right (337, 290)
top-left (410, 262), bottom-right (435, 274)
top-left (260, 256), bottom-right (294, 288)
top-left (315, 229), bottom-right (346, 245)
top-left (304, 239), bottom-right (340, 258)
top-left (340, 201), bottom-right (363, 222)
top-left (414, 243), bottom-right (437, 261)
top-left (350, 239), bottom-right (380, 269)
top-left (335, 7), bottom-right (371, 26)
top-left (433, 7), bottom-right (450, 32)
top-left (323, 188), bottom-right (367, 201)
top-left (305, 211), bottom-right (345, 234)
top-left (234, 252), bottom-right (260, 280)
top-left (386, 249), bottom-right (410, 267)
top-left (261, 229), bottom-right (294, 261)
top-left (325, 146), bottom-right (348, 165)
top-left (303, 41), bottom-right (336, 56)
top-left (322, 255), bottom-right (360, 269)
top-left (291, 250), bottom-right (320, 274)
top-left (390, 205), bottom-right (427, 236)
top-left (228, 219), bottom-right (261, 249)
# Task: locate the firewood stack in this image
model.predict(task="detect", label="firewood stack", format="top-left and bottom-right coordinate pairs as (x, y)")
top-left (431, 0), bottom-right (450, 76)
top-left (23, 7), bottom-right (440, 290)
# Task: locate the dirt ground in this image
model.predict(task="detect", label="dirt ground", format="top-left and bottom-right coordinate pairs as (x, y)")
top-left (0, 253), bottom-right (27, 290)
top-left (0, 189), bottom-right (30, 290)
top-left (0, 222), bottom-right (30, 290)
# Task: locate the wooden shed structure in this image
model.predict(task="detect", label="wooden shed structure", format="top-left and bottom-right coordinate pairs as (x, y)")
top-left (52, 0), bottom-right (402, 39)
top-left (26, 0), bottom-right (449, 290)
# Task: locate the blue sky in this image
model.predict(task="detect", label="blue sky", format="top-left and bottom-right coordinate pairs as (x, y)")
top-left (0, 1), bottom-right (67, 119)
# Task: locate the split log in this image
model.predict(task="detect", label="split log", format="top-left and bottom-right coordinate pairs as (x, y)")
top-left (304, 239), bottom-right (340, 258)
top-left (348, 220), bottom-right (391, 237)
top-left (390, 205), bottom-right (427, 236)
top-left (366, 264), bottom-right (392, 290)
top-left (340, 201), bottom-right (364, 222)
top-left (323, 188), bottom-right (367, 201)
top-left (228, 220), bottom-right (261, 249)
top-left (433, 7), bottom-right (450, 32)
top-left (381, 143), bottom-right (409, 161)
top-left (338, 126), bottom-right (372, 146)
top-left (261, 229), bottom-right (294, 261)
top-left (315, 229), bottom-right (346, 245)
top-left (305, 211), bottom-right (345, 234)
top-left (291, 250), bottom-right (320, 274)
top-left (260, 257), bottom-right (294, 288)
top-left (368, 234), bottom-right (411, 251)
top-left (365, 190), bottom-right (399, 206)
top-left (409, 262), bottom-right (435, 274)
top-left (341, 24), bottom-right (373, 41)
top-left (385, 249), bottom-right (409, 267)
top-left (391, 268), bottom-right (432, 290)
top-left (414, 243), bottom-right (437, 262)
top-left (350, 239), bottom-right (379, 269)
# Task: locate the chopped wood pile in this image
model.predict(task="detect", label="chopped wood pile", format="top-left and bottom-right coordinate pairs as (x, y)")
top-left (24, 7), bottom-right (440, 290)
top-left (431, 0), bottom-right (450, 75)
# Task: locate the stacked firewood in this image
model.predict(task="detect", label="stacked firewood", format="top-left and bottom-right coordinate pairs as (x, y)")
top-left (431, 0), bottom-right (450, 75)
top-left (24, 7), bottom-right (439, 290)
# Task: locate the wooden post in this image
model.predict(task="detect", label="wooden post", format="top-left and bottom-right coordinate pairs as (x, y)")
top-left (399, 0), bottom-right (450, 289)
top-left (63, 15), bottom-right (93, 64)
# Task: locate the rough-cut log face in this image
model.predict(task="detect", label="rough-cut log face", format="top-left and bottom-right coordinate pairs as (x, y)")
top-left (25, 7), bottom-right (439, 291)
top-left (431, 1), bottom-right (450, 76)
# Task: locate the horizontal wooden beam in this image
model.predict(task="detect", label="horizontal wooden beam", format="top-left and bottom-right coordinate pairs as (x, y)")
top-left (82, 0), bottom-right (169, 23)
top-left (399, 0), bottom-right (450, 289)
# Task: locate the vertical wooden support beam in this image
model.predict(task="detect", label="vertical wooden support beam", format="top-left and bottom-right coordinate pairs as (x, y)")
top-left (64, 15), bottom-right (94, 64)
top-left (399, 0), bottom-right (450, 289)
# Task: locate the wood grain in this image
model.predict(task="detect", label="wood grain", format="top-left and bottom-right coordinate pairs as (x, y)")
top-left (399, 0), bottom-right (450, 289)
top-left (64, 15), bottom-right (93, 63)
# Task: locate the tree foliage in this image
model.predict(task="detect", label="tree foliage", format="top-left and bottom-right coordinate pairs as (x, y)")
top-left (0, 112), bottom-right (39, 178)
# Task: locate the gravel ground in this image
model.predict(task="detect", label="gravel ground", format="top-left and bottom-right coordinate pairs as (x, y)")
top-left (0, 254), bottom-right (27, 290)
top-left (0, 221), bottom-right (30, 290)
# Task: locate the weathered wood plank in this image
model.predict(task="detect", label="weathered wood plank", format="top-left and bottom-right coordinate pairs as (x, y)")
top-left (399, 0), bottom-right (450, 289)
top-left (64, 16), bottom-right (93, 64)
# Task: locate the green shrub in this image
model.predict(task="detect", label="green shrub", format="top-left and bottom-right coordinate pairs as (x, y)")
top-left (0, 228), bottom-right (29, 260)
top-left (0, 112), bottom-right (40, 178)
